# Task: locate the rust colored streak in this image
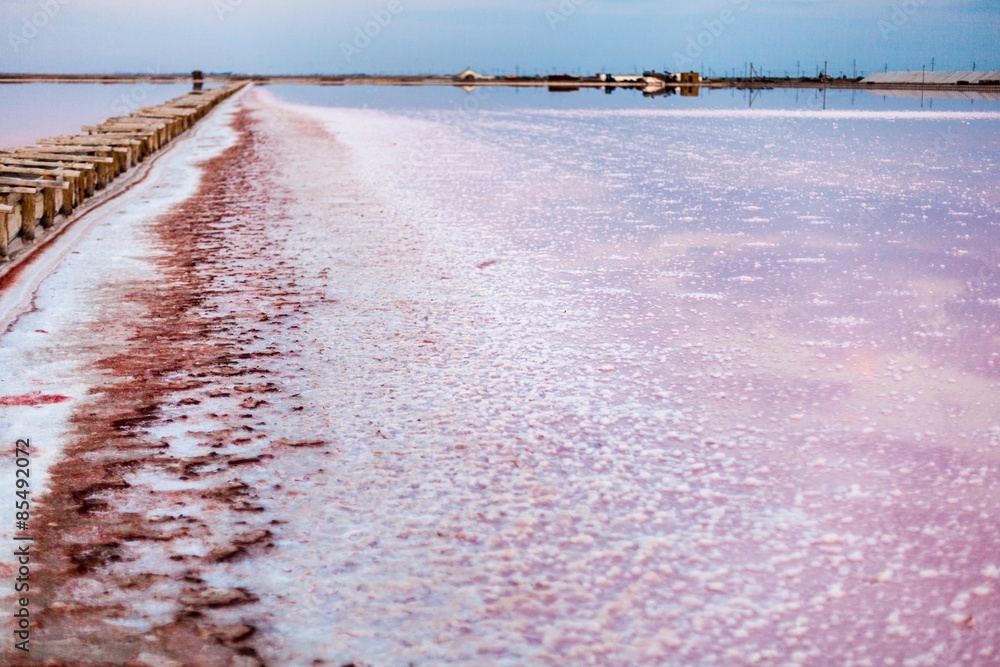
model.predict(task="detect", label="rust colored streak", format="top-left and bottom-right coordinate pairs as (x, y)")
top-left (0, 391), bottom-right (70, 407)
top-left (13, 107), bottom-right (285, 667)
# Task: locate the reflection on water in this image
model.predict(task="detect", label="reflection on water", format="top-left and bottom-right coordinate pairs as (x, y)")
top-left (272, 85), bottom-right (1000, 451)
top-left (0, 82), bottom-right (201, 149)
top-left (874, 88), bottom-right (1000, 102)
top-left (3, 83), bottom-right (997, 152)
top-left (3, 80), bottom-right (997, 663)
top-left (266, 82), bottom-right (1000, 114)
top-left (506, 109), bottom-right (993, 441)
top-left (261, 88), bottom-right (1000, 664)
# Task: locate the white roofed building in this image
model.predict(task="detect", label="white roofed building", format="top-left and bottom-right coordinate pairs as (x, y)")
top-left (453, 68), bottom-right (490, 81)
top-left (861, 70), bottom-right (1000, 85)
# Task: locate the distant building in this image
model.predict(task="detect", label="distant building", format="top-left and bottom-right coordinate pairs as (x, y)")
top-left (680, 72), bottom-right (702, 84)
top-left (644, 71), bottom-right (681, 83)
top-left (548, 74), bottom-right (582, 82)
top-left (453, 68), bottom-right (489, 81)
top-left (861, 70), bottom-right (1000, 85)
top-left (608, 74), bottom-right (644, 83)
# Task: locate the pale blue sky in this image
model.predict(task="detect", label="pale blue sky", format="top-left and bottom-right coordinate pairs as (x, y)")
top-left (0, 0), bottom-right (997, 76)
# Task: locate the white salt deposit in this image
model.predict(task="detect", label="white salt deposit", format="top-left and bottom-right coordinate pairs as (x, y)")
top-left (0, 85), bottom-right (997, 665)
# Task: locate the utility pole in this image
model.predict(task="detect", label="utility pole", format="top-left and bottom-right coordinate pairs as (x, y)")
top-left (922, 65), bottom-right (926, 85)
top-left (852, 59), bottom-right (856, 78)
top-left (931, 57), bottom-right (935, 71)
top-left (824, 61), bottom-right (828, 78)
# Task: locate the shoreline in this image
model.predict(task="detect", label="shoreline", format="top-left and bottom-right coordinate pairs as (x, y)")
top-left (2, 73), bottom-right (999, 94)
top-left (2, 80), bottom-right (998, 666)
top-left (0, 83), bottom-right (246, 277)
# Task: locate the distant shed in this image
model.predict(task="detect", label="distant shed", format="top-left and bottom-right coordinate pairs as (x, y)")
top-left (861, 70), bottom-right (1000, 85)
top-left (454, 68), bottom-right (489, 81)
top-left (608, 74), bottom-right (645, 83)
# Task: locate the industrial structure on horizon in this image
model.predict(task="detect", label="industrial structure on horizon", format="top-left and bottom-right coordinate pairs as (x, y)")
top-left (861, 70), bottom-right (1000, 85)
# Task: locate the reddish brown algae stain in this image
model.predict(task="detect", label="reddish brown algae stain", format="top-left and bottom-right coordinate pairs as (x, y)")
top-left (0, 393), bottom-right (70, 407)
top-left (7, 105), bottom-right (301, 667)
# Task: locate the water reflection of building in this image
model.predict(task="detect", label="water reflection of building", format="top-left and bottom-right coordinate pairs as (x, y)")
top-left (642, 85), bottom-right (678, 98)
top-left (863, 88), bottom-right (1000, 102)
top-left (681, 86), bottom-right (700, 97)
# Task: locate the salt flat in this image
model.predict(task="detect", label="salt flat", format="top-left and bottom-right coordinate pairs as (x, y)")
top-left (1, 85), bottom-right (998, 666)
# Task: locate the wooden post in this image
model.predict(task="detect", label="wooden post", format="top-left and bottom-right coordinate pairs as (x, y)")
top-left (41, 188), bottom-right (57, 228)
top-left (77, 174), bottom-right (87, 207)
top-left (0, 165), bottom-right (80, 216)
top-left (0, 178), bottom-right (68, 231)
top-left (84, 169), bottom-right (95, 196)
top-left (0, 203), bottom-right (12, 258)
top-left (0, 81), bottom-right (247, 262)
top-left (20, 192), bottom-right (37, 242)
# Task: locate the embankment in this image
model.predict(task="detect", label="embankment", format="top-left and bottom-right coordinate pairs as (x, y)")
top-left (0, 82), bottom-right (247, 275)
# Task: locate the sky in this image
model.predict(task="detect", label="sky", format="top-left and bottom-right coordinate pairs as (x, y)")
top-left (0, 0), bottom-right (997, 76)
